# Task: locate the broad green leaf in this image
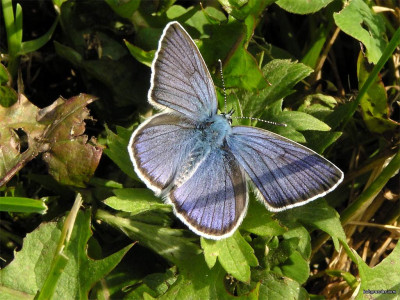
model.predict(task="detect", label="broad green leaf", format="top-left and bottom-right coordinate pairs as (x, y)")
top-left (104, 188), bottom-right (171, 214)
top-left (104, 126), bottom-right (139, 180)
top-left (277, 199), bottom-right (347, 251)
top-left (355, 242), bottom-right (400, 299)
top-left (334, 0), bottom-right (387, 64)
top-left (276, 0), bottom-right (334, 14)
top-left (0, 196), bottom-right (47, 214)
top-left (224, 45), bottom-right (267, 91)
top-left (241, 199), bottom-right (286, 237)
top-left (241, 59), bottom-right (313, 118)
top-left (302, 131), bottom-right (342, 154)
top-left (39, 94), bottom-right (102, 187)
top-left (0, 210), bottom-right (131, 299)
top-left (273, 251), bottom-right (309, 284)
top-left (252, 270), bottom-right (309, 299)
top-left (201, 231), bottom-right (258, 283)
top-left (357, 52), bottom-right (398, 133)
top-left (283, 225), bottom-right (311, 259)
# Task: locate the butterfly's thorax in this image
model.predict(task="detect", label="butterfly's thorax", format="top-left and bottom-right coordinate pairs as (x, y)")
top-left (173, 114), bottom-right (231, 186)
top-left (199, 114), bottom-right (232, 149)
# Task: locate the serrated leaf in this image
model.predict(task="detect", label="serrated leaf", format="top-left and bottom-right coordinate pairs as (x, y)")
top-left (334, 0), bottom-right (387, 64)
top-left (355, 242), bottom-right (400, 299)
top-left (104, 188), bottom-right (171, 214)
top-left (39, 94), bottom-right (102, 187)
top-left (201, 231), bottom-right (258, 283)
top-left (280, 111), bottom-right (331, 131)
top-left (0, 210), bottom-right (131, 299)
top-left (276, 0), bottom-right (334, 14)
top-left (97, 210), bottom-right (201, 266)
top-left (241, 59), bottom-right (313, 118)
top-left (0, 94), bottom-right (45, 181)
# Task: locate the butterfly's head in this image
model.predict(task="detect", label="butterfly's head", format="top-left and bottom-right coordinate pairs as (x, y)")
top-left (221, 109), bottom-right (234, 125)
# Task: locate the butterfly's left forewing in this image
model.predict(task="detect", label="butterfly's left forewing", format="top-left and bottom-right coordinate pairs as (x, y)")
top-left (227, 126), bottom-right (343, 211)
top-left (168, 148), bottom-right (248, 239)
top-left (149, 22), bottom-right (218, 121)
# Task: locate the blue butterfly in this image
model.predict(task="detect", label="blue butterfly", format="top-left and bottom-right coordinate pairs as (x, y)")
top-left (128, 22), bottom-right (343, 240)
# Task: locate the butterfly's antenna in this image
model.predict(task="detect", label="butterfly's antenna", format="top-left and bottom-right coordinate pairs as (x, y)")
top-left (218, 59), bottom-right (227, 113)
top-left (232, 116), bottom-right (287, 127)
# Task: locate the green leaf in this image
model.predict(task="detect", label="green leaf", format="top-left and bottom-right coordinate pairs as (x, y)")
top-left (0, 210), bottom-right (132, 299)
top-left (302, 131), bottom-right (342, 154)
top-left (0, 63), bottom-right (10, 84)
top-left (0, 196), bottom-right (47, 214)
top-left (334, 0), bottom-right (387, 64)
top-left (103, 126), bottom-right (139, 181)
top-left (283, 225), bottom-right (311, 259)
top-left (241, 59), bottom-right (313, 118)
top-left (273, 251), bottom-right (310, 284)
top-left (201, 231), bottom-right (258, 283)
top-left (276, 0), bottom-right (334, 14)
top-left (241, 199), bottom-right (286, 237)
top-left (19, 16), bottom-right (59, 55)
top-left (125, 41), bottom-right (154, 67)
top-left (357, 52), bottom-right (398, 133)
top-left (96, 209), bottom-right (201, 266)
top-left (104, 0), bottom-right (140, 19)
top-left (104, 188), bottom-right (171, 214)
top-left (252, 270), bottom-right (309, 299)
top-left (279, 111), bottom-right (331, 131)
top-left (0, 86), bottom-right (17, 108)
top-left (355, 242), bottom-right (400, 299)
top-left (277, 199), bottom-right (347, 251)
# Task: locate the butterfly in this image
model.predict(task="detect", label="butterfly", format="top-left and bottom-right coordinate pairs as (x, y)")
top-left (128, 21), bottom-right (344, 240)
